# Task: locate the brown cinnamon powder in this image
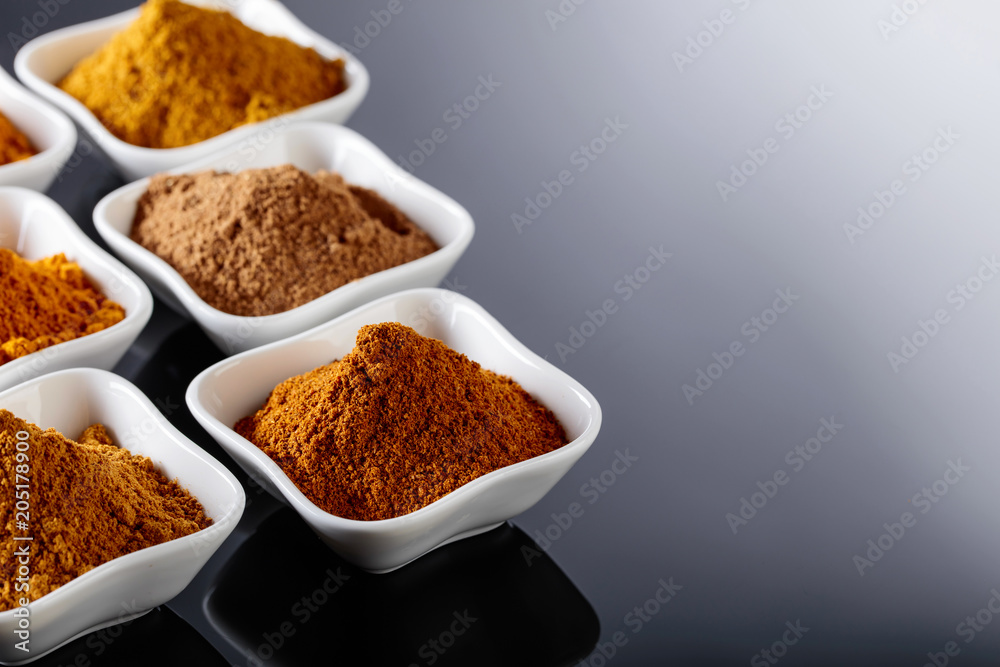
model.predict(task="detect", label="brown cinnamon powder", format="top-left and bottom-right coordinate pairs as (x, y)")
top-left (130, 165), bottom-right (439, 316)
top-left (235, 322), bottom-right (568, 521)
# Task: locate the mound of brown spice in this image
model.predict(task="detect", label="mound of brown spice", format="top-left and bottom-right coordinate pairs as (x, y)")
top-left (130, 165), bottom-right (439, 317)
top-left (0, 249), bottom-right (125, 367)
top-left (0, 111), bottom-right (35, 166)
top-left (0, 411), bottom-right (212, 610)
top-left (236, 322), bottom-right (568, 521)
top-left (57, 0), bottom-right (347, 149)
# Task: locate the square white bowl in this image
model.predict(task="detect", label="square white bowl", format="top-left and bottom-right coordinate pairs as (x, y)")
top-left (0, 368), bottom-right (245, 665)
top-left (13, 0), bottom-right (370, 181)
top-left (0, 187), bottom-right (153, 394)
top-left (0, 66), bottom-right (76, 192)
top-left (186, 288), bottom-right (602, 573)
top-left (92, 121), bottom-right (475, 356)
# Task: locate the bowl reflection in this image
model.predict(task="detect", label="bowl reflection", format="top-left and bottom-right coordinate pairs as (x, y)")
top-left (205, 507), bottom-right (599, 667)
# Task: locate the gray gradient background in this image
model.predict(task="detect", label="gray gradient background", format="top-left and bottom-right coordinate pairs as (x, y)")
top-left (3, 0), bottom-right (1000, 665)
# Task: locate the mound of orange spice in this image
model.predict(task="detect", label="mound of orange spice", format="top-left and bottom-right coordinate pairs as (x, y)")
top-left (0, 249), bottom-right (125, 367)
top-left (0, 111), bottom-right (35, 166)
top-left (236, 323), bottom-right (568, 521)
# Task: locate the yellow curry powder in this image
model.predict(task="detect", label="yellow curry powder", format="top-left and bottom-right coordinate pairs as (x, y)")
top-left (57, 0), bottom-right (347, 149)
top-left (0, 111), bottom-right (35, 166)
top-left (0, 249), bottom-right (125, 366)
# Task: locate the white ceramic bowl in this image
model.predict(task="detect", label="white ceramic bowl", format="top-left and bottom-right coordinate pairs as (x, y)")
top-left (93, 122), bottom-right (475, 355)
top-left (0, 66), bottom-right (76, 192)
top-left (0, 368), bottom-right (245, 665)
top-left (13, 0), bottom-right (370, 181)
top-left (186, 288), bottom-right (602, 573)
top-left (0, 188), bottom-right (152, 394)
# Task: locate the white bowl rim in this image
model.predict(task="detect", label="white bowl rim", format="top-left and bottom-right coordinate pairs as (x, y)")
top-left (12, 0), bottom-right (370, 160)
top-left (92, 121), bottom-right (475, 326)
top-left (0, 367), bottom-right (246, 619)
top-left (187, 287), bottom-right (603, 533)
top-left (0, 66), bottom-right (76, 175)
top-left (0, 186), bottom-right (153, 383)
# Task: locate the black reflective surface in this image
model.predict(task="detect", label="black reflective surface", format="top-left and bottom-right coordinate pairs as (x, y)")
top-left (34, 607), bottom-right (230, 667)
top-left (206, 511), bottom-right (598, 667)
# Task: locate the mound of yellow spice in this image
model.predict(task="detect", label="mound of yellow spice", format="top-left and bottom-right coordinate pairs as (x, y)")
top-left (0, 249), bottom-right (125, 366)
top-left (0, 110), bottom-right (35, 166)
top-left (57, 0), bottom-right (347, 149)
top-left (0, 411), bottom-right (212, 610)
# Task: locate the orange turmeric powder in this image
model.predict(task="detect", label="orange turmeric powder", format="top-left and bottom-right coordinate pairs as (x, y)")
top-left (57, 0), bottom-right (347, 149)
top-left (236, 323), bottom-right (568, 521)
top-left (0, 110), bottom-right (35, 166)
top-left (0, 249), bottom-right (125, 366)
